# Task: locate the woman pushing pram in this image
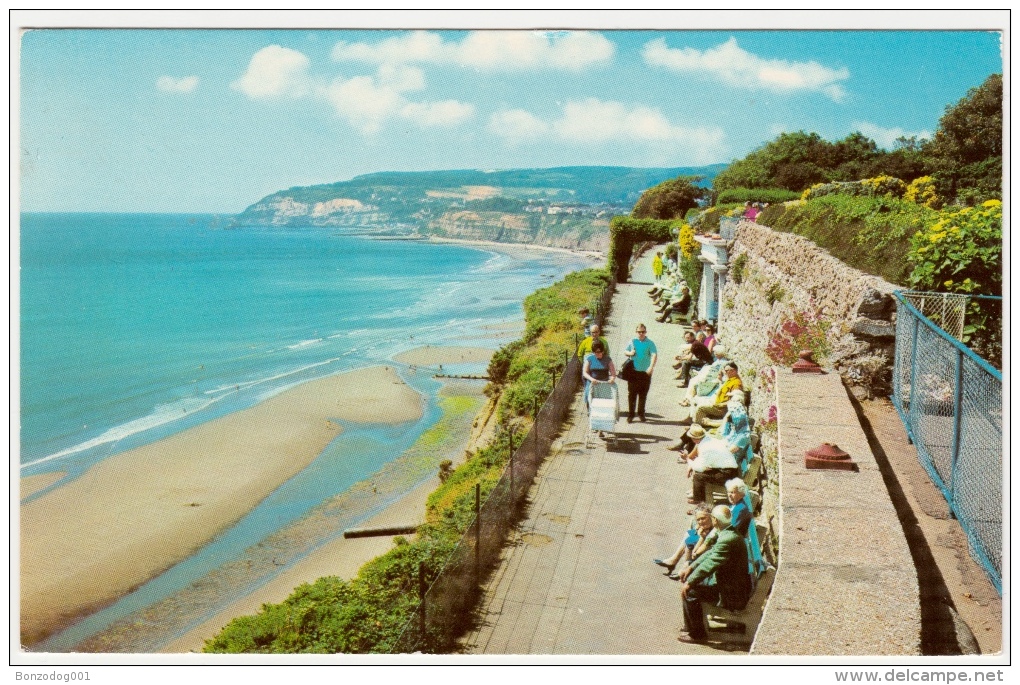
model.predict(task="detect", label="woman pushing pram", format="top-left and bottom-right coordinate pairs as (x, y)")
top-left (583, 341), bottom-right (619, 446)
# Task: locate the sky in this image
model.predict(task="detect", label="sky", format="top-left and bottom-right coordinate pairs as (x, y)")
top-left (17, 17), bottom-right (1005, 213)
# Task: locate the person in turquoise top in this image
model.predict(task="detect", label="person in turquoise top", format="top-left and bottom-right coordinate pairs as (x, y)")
top-left (623, 323), bottom-right (657, 423)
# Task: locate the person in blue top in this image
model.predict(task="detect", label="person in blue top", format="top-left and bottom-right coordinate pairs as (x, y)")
top-left (582, 340), bottom-right (617, 409)
top-left (623, 323), bottom-right (657, 423)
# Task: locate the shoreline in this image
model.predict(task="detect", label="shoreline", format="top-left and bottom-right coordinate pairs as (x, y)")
top-left (424, 236), bottom-right (606, 261)
top-left (162, 348), bottom-right (494, 652)
top-left (20, 365), bottom-right (422, 647)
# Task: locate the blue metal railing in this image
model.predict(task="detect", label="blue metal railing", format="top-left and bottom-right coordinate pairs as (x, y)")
top-left (891, 290), bottom-right (1003, 594)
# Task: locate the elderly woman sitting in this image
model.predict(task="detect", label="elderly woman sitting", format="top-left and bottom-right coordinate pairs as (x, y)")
top-left (679, 401), bottom-right (750, 487)
top-left (653, 503), bottom-right (717, 580)
top-left (725, 477), bottom-right (752, 538)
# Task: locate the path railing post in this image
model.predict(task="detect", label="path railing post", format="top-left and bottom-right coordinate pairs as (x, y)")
top-left (508, 428), bottom-right (515, 502)
top-left (474, 482), bottom-right (481, 583)
top-left (907, 314), bottom-right (921, 433)
top-left (418, 561), bottom-right (426, 643)
top-left (950, 348), bottom-right (964, 502)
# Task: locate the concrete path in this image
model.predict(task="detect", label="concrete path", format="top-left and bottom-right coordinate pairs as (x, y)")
top-left (462, 251), bottom-right (730, 655)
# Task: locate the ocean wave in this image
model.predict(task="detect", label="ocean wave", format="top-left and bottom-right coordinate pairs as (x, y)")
top-left (23, 357), bottom-right (345, 470)
top-left (287, 338), bottom-right (323, 349)
top-left (21, 395), bottom-right (222, 469)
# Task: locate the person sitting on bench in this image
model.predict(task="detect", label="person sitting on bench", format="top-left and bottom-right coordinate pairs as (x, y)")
top-left (653, 503), bottom-right (716, 580)
top-left (678, 362), bottom-right (743, 426)
top-left (682, 412), bottom-right (750, 503)
top-left (725, 477), bottom-right (752, 538)
top-left (677, 504), bottom-right (753, 644)
top-left (657, 286), bottom-right (692, 323)
top-left (673, 331), bottom-right (713, 385)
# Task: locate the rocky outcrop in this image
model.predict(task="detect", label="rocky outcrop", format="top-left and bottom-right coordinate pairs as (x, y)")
top-left (237, 195), bottom-right (383, 227)
top-left (428, 211), bottom-right (610, 252)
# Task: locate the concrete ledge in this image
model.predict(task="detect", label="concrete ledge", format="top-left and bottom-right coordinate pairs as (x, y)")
top-left (751, 370), bottom-right (921, 655)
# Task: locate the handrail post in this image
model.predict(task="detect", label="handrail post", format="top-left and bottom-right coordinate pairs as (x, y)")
top-left (509, 428), bottom-right (515, 502)
top-left (418, 561), bottom-right (426, 642)
top-left (474, 482), bottom-right (481, 583)
top-left (950, 349), bottom-right (964, 502)
top-left (907, 313), bottom-right (921, 429)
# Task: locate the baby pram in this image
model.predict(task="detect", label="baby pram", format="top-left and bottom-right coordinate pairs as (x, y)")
top-left (586, 381), bottom-right (620, 448)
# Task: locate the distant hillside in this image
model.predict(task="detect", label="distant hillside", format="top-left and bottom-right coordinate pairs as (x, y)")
top-left (233, 165), bottom-right (727, 250)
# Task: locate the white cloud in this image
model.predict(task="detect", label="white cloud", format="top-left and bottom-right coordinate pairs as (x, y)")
top-left (376, 64), bottom-right (426, 92)
top-left (852, 121), bottom-right (932, 149)
top-left (321, 69), bottom-right (474, 134)
top-left (488, 99), bottom-right (725, 162)
top-left (554, 99), bottom-right (724, 149)
top-left (156, 75), bottom-right (198, 93)
top-left (488, 109), bottom-right (550, 139)
top-left (332, 30), bottom-right (614, 71)
top-left (643, 37), bottom-right (849, 102)
top-left (400, 100), bottom-right (476, 127)
top-left (232, 45), bottom-right (311, 99)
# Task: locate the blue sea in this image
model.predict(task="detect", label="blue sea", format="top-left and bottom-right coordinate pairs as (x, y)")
top-left (20, 213), bottom-right (593, 650)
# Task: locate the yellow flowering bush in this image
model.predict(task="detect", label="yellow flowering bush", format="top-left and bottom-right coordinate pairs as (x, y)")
top-left (677, 222), bottom-right (698, 259)
top-left (860, 175), bottom-right (907, 198)
top-left (908, 200), bottom-right (1001, 295)
top-left (801, 183), bottom-right (828, 201)
top-left (904, 175), bottom-right (941, 209)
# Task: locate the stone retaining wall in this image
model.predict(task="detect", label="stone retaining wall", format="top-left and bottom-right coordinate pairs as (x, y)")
top-left (718, 220), bottom-right (902, 544)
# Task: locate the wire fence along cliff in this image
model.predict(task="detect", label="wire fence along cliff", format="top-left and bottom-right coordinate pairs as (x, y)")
top-left (389, 281), bottom-right (616, 653)
top-left (891, 291), bottom-right (1002, 594)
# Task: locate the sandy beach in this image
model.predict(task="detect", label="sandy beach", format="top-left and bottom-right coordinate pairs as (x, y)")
top-left (162, 475), bottom-right (440, 653)
top-left (20, 365), bottom-right (422, 647)
top-left (426, 236), bottom-right (607, 261)
top-left (158, 349), bottom-right (495, 652)
top-left (20, 472), bottom-right (66, 499)
top-left (393, 345), bottom-right (495, 367)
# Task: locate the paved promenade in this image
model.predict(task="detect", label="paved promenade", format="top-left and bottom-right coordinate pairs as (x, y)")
top-left (462, 253), bottom-right (728, 655)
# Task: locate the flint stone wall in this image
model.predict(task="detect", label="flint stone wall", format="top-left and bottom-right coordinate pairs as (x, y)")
top-left (718, 220), bottom-right (902, 576)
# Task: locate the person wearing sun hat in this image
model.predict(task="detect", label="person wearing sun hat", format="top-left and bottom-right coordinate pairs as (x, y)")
top-left (682, 422), bottom-right (742, 504)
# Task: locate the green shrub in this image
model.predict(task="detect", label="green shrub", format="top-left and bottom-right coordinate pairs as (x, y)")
top-left (757, 193), bottom-right (937, 285)
top-left (801, 175), bottom-right (907, 202)
top-left (715, 188), bottom-right (802, 205)
top-left (607, 216), bottom-right (677, 281)
top-left (908, 200), bottom-right (1001, 295)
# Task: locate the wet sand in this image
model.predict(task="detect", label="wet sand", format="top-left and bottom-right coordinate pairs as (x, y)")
top-left (20, 365), bottom-right (422, 647)
top-left (161, 475), bottom-right (439, 653)
top-left (393, 345), bottom-right (495, 367)
top-left (20, 472), bottom-right (66, 499)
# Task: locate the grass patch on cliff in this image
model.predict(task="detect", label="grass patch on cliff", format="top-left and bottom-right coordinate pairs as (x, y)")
top-left (204, 269), bottom-right (607, 654)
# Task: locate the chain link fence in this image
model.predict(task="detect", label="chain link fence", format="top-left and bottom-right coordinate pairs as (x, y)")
top-left (389, 280), bottom-right (616, 653)
top-left (891, 291), bottom-right (1002, 594)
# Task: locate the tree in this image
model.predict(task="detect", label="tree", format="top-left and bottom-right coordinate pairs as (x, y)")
top-left (922, 73), bottom-right (1002, 203)
top-left (713, 130), bottom-right (929, 194)
top-left (632, 176), bottom-right (707, 220)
